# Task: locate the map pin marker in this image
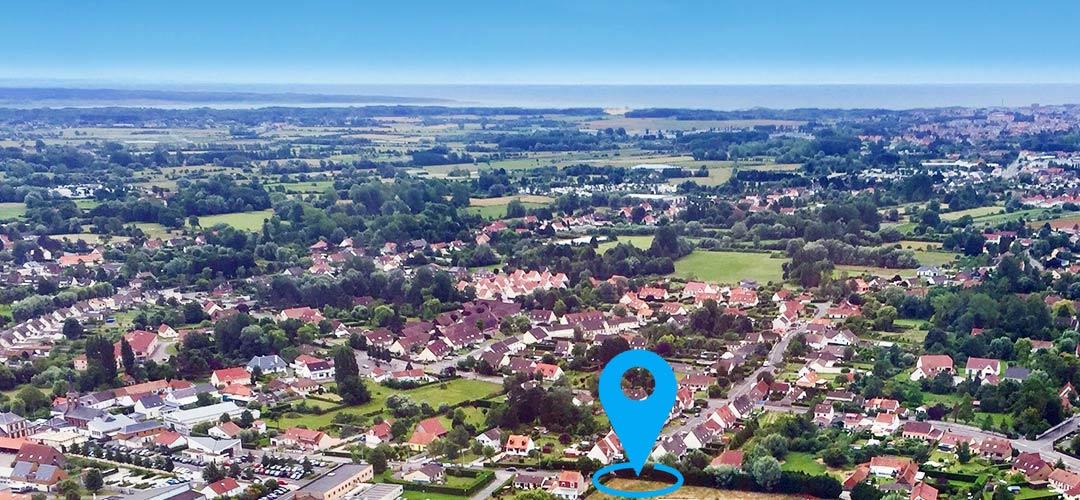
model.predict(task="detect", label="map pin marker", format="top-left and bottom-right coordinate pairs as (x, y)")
top-left (599, 349), bottom-right (677, 475)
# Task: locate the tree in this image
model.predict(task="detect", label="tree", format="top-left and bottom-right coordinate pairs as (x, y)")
top-left (957, 441), bottom-right (971, 464)
top-left (62, 318), bottom-right (83, 340)
top-left (956, 394), bottom-right (975, 423)
top-left (992, 484), bottom-right (1015, 500)
top-left (121, 338), bottom-right (136, 376)
top-left (202, 462), bottom-right (225, 483)
top-left (759, 433), bottom-right (788, 459)
top-left (334, 347), bottom-right (371, 405)
top-left (85, 335), bottom-right (118, 387)
top-left (851, 482), bottom-right (883, 500)
top-left (515, 491), bottom-right (558, 500)
top-left (368, 445), bottom-right (389, 473)
top-left (84, 468), bottom-right (104, 492)
top-left (598, 336), bottom-right (630, 367)
top-left (748, 455), bottom-right (782, 491)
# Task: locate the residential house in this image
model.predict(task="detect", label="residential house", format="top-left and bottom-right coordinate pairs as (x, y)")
top-left (210, 367), bottom-right (251, 387)
top-left (964, 357), bottom-right (1001, 379)
top-left (246, 355), bottom-right (288, 375)
top-left (911, 355), bottom-right (954, 381)
top-left (548, 470), bottom-right (587, 500)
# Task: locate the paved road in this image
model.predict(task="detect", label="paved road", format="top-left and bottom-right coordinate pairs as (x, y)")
top-left (471, 470), bottom-right (513, 500)
top-left (666, 301), bottom-right (830, 437)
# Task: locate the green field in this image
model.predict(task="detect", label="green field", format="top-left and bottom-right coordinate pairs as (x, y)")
top-left (197, 210), bottom-right (275, 231)
top-left (835, 265), bottom-right (917, 279)
top-left (668, 166), bottom-right (733, 186)
top-left (913, 250), bottom-right (959, 267)
top-left (133, 222), bottom-right (175, 239)
top-left (465, 202), bottom-right (547, 219)
top-left (0, 202), bottom-right (26, 219)
top-left (970, 208), bottom-right (1055, 226)
top-left (598, 235), bottom-right (655, 253)
top-left (941, 205), bottom-right (1004, 221)
top-left (272, 378), bottom-right (501, 431)
top-left (263, 180), bottom-right (335, 193)
top-left (671, 250), bottom-right (785, 284)
top-left (781, 452), bottom-right (826, 474)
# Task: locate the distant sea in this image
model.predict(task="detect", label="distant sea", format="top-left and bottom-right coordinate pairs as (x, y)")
top-left (3, 81), bottom-right (1080, 110)
top-left (301, 83), bottom-right (1080, 110)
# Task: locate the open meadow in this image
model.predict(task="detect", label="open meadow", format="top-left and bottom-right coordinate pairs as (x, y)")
top-left (671, 250), bottom-right (786, 284)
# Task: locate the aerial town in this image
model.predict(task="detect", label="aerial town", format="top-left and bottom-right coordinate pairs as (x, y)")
top-left (1, 96), bottom-right (1080, 500)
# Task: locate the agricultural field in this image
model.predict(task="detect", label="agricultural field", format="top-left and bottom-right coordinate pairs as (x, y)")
top-left (0, 202), bottom-right (26, 219)
top-left (671, 250), bottom-right (786, 284)
top-left (1035, 212), bottom-right (1080, 231)
top-left (197, 209), bottom-right (275, 231)
top-left (668, 166), bottom-right (733, 186)
top-left (589, 479), bottom-right (805, 500)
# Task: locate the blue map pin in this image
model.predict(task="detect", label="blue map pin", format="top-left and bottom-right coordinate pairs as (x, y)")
top-left (599, 350), bottom-right (677, 475)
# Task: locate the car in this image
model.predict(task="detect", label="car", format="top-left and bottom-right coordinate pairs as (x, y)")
top-left (526, 467), bottom-right (537, 472)
top-left (278, 480), bottom-right (288, 486)
top-left (505, 467), bottom-right (517, 472)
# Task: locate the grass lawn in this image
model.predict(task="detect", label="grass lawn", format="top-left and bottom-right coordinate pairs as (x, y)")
top-left (198, 209), bottom-right (275, 232)
top-left (399, 491), bottom-right (467, 500)
top-left (598, 235), bottom-right (654, 253)
top-left (671, 250), bottom-right (785, 284)
top-left (272, 379), bottom-right (501, 431)
top-left (0, 202), bottom-right (26, 219)
top-left (781, 452), bottom-right (826, 474)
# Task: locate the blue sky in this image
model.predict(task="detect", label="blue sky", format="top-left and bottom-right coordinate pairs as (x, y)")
top-left (2, 0), bottom-right (1079, 85)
